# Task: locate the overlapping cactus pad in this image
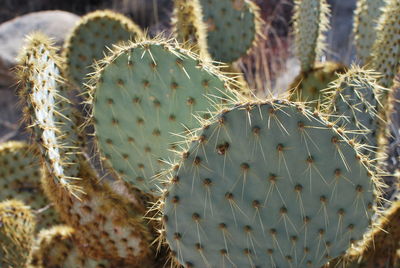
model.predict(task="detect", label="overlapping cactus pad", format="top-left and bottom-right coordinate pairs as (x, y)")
top-left (199, 0), bottom-right (261, 63)
top-left (0, 141), bottom-right (59, 229)
top-left (27, 226), bottom-right (111, 268)
top-left (92, 38), bottom-right (234, 193)
top-left (0, 200), bottom-right (36, 268)
top-left (322, 68), bottom-right (383, 159)
top-left (163, 101), bottom-right (378, 268)
top-left (63, 10), bottom-right (143, 87)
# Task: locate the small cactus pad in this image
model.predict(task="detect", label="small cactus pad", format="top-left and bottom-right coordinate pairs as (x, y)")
top-left (322, 68), bottom-right (383, 159)
top-left (353, 0), bottom-right (386, 64)
top-left (63, 10), bottom-right (143, 87)
top-left (293, 0), bottom-right (330, 72)
top-left (91, 39), bottom-right (234, 193)
top-left (17, 33), bottom-right (81, 194)
top-left (199, 0), bottom-right (261, 63)
top-left (289, 61), bottom-right (347, 107)
top-left (41, 159), bottom-right (155, 266)
top-left (371, 0), bottom-right (400, 89)
top-left (172, 0), bottom-right (210, 59)
top-left (0, 141), bottom-right (59, 229)
top-left (163, 101), bottom-right (378, 268)
top-left (0, 200), bottom-right (35, 268)
top-left (27, 225), bottom-right (111, 268)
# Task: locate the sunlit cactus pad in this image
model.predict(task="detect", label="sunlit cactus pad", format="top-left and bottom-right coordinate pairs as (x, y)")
top-left (199, 0), bottom-right (261, 63)
top-left (163, 101), bottom-right (377, 268)
top-left (0, 141), bottom-right (59, 229)
top-left (92, 39), bottom-right (234, 193)
top-left (63, 10), bottom-right (143, 87)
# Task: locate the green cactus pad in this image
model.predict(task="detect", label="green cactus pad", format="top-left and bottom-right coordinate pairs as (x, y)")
top-left (0, 200), bottom-right (35, 268)
top-left (17, 33), bottom-right (82, 194)
top-left (0, 141), bottom-right (59, 229)
top-left (63, 10), bottom-right (143, 87)
top-left (91, 38), bottom-right (235, 193)
top-left (353, 0), bottom-right (386, 65)
top-left (322, 68), bottom-right (383, 159)
top-left (371, 0), bottom-right (400, 89)
top-left (172, 0), bottom-right (210, 60)
top-left (289, 61), bottom-right (347, 107)
top-left (293, 0), bottom-right (330, 72)
top-left (199, 0), bottom-right (261, 63)
top-left (27, 226), bottom-right (112, 268)
top-left (163, 100), bottom-right (379, 268)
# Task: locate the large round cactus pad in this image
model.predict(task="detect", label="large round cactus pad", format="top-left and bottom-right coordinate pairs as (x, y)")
top-left (163, 101), bottom-right (377, 268)
top-left (92, 40), bottom-right (233, 193)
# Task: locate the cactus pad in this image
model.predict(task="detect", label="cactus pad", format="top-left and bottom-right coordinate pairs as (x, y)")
top-left (199, 0), bottom-right (261, 63)
top-left (172, 0), bottom-right (210, 60)
top-left (41, 159), bottom-right (155, 266)
top-left (293, 0), bottom-right (330, 72)
top-left (322, 68), bottom-right (383, 159)
top-left (371, 0), bottom-right (400, 89)
top-left (163, 100), bottom-right (378, 268)
top-left (0, 200), bottom-right (35, 268)
top-left (27, 225), bottom-right (111, 268)
top-left (290, 62), bottom-right (347, 107)
top-left (91, 39), bottom-right (234, 193)
top-left (17, 33), bottom-right (81, 194)
top-left (63, 10), bottom-right (143, 87)
top-left (353, 0), bottom-right (386, 64)
top-left (0, 141), bottom-right (59, 229)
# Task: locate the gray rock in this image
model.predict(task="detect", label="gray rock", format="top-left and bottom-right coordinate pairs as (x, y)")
top-left (0, 10), bottom-right (79, 86)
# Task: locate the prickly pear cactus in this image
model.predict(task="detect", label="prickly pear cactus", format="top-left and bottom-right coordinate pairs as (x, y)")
top-left (198, 0), bottom-right (262, 63)
top-left (0, 141), bottom-right (59, 229)
top-left (0, 200), bottom-right (36, 268)
top-left (172, 0), bottom-right (210, 60)
top-left (163, 100), bottom-right (379, 268)
top-left (17, 33), bottom-right (81, 194)
top-left (293, 0), bottom-right (330, 72)
top-left (91, 38), bottom-right (235, 193)
top-left (290, 62), bottom-right (346, 107)
top-left (371, 0), bottom-right (400, 89)
top-left (63, 10), bottom-right (143, 87)
top-left (27, 225), bottom-right (111, 268)
top-left (322, 67), bottom-right (383, 159)
top-left (41, 159), bottom-right (156, 266)
top-left (353, 0), bottom-right (386, 64)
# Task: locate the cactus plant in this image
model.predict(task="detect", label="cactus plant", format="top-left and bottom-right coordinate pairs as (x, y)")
top-left (17, 32), bottom-right (82, 195)
top-left (290, 0), bottom-right (347, 107)
top-left (27, 225), bottom-right (111, 268)
top-left (0, 141), bottom-right (60, 229)
top-left (0, 200), bottom-right (36, 268)
top-left (196, 0), bottom-right (262, 63)
top-left (162, 100), bottom-right (381, 268)
top-left (4, 2), bottom-right (399, 268)
top-left (321, 67), bottom-right (384, 159)
top-left (63, 10), bottom-right (143, 88)
top-left (353, 0), bottom-right (386, 65)
top-left (371, 0), bottom-right (400, 90)
top-left (90, 37), bottom-right (236, 194)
